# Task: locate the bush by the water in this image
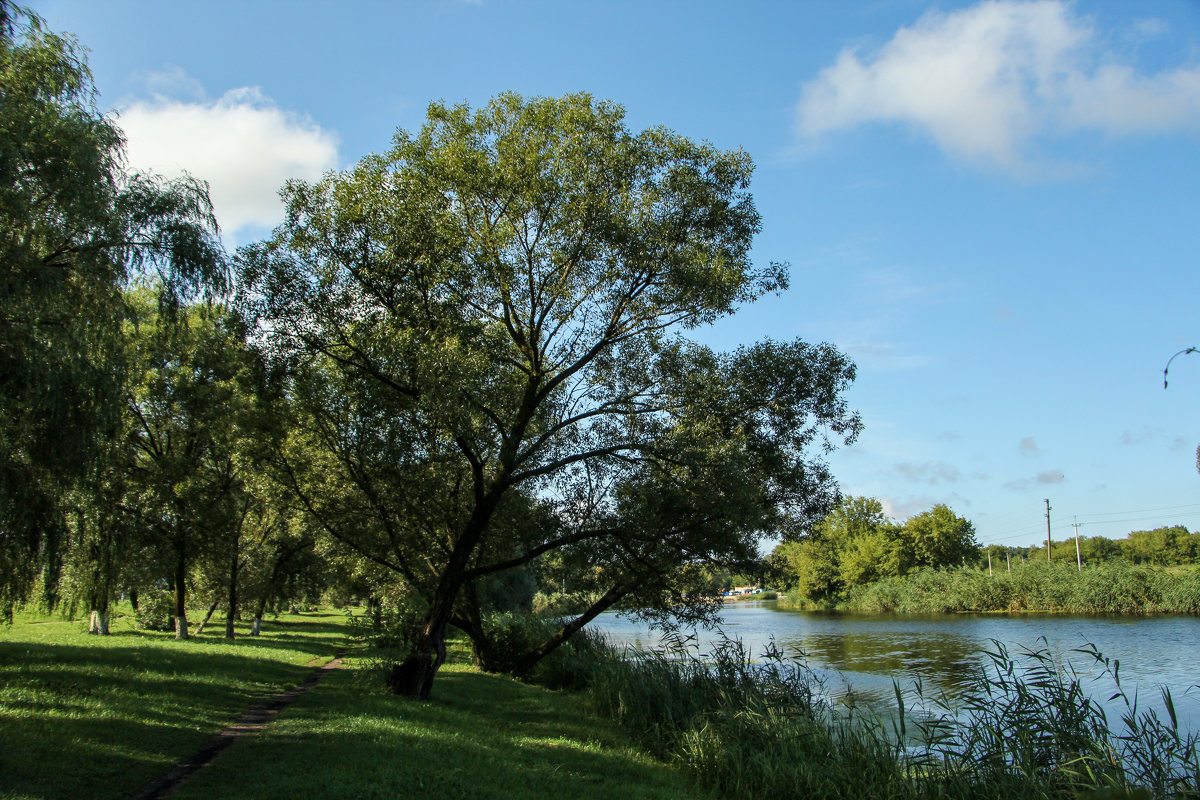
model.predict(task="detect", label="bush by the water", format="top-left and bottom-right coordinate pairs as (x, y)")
top-left (836, 561), bottom-right (1200, 614)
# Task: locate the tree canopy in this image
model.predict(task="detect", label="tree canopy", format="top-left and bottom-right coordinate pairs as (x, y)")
top-left (240, 92), bottom-right (861, 697)
top-left (0, 3), bottom-right (226, 614)
top-left (769, 497), bottom-right (979, 602)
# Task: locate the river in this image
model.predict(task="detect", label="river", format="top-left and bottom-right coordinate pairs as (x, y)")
top-left (590, 601), bottom-right (1200, 734)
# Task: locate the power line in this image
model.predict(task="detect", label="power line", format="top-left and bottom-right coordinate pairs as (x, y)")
top-left (1074, 502), bottom-right (1200, 519)
top-left (1074, 512), bottom-right (1200, 528)
top-left (981, 511), bottom-right (1200, 545)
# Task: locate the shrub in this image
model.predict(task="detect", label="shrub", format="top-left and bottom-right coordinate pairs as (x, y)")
top-left (133, 586), bottom-right (174, 631)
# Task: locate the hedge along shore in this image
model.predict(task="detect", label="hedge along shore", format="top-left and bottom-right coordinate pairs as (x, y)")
top-left (777, 561), bottom-right (1200, 614)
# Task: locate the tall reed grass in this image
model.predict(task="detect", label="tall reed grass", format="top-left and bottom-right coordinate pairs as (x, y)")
top-left (569, 629), bottom-right (1198, 799)
top-left (839, 561), bottom-right (1200, 615)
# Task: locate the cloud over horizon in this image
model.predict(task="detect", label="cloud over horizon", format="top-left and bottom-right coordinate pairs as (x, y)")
top-left (796, 0), bottom-right (1200, 172)
top-left (892, 461), bottom-right (961, 484)
top-left (118, 77), bottom-right (340, 241)
top-left (1004, 469), bottom-right (1066, 490)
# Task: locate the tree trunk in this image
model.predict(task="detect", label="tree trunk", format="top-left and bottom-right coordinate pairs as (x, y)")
top-left (173, 546), bottom-right (189, 640)
top-left (250, 597), bottom-right (267, 636)
top-left (225, 548), bottom-right (239, 640)
top-left (386, 619), bottom-right (447, 699)
top-left (129, 587), bottom-right (139, 611)
top-left (88, 605), bottom-right (110, 635)
top-left (386, 524), bottom-right (489, 696)
top-left (453, 588), bottom-right (500, 672)
top-left (511, 584), bottom-right (629, 678)
top-left (387, 487), bottom-right (504, 697)
top-left (194, 600), bottom-right (219, 635)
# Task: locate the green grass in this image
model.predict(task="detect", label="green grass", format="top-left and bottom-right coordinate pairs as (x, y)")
top-left (0, 606), bottom-right (346, 800)
top-left (0, 608), bottom-right (711, 800)
top-left (173, 652), bottom-right (713, 800)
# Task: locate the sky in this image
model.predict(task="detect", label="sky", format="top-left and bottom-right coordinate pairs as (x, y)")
top-left (29, 0), bottom-right (1200, 549)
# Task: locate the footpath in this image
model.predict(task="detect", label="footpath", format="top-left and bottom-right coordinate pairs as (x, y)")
top-left (130, 652), bottom-right (346, 800)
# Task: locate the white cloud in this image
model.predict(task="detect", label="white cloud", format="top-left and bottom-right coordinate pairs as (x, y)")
top-left (796, 0), bottom-right (1200, 172)
top-left (1004, 469), bottom-right (1065, 490)
top-left (117, 78), bottom-right (340, 241)
top-left (1019, 436), bottom-right (1039, 456)
top-left (1133, 18), bottom-right (1169, 40)
top-left (892, 461), bottom-right (961, 484)
top-left (1119, 426), bottom-right (1162, 446)
top-left (880, 495), bottom-right (936, 519)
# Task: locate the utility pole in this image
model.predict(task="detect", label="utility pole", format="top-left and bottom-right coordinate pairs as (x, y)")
top-left (1045, 498), bottom-right (1052, 562)
top-left (1073, 516), bottom-right (1082, 571)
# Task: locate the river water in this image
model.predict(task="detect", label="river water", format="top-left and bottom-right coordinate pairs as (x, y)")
top-left (591, 601), bottom-right (1200, 734)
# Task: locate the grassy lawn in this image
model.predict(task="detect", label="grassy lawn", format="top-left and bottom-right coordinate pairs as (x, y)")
top-left (1, 609), bottom-right (710, 800)
top-left (0, 606), bottom-right (346, 800)
top-left (174, 653), bottom-right (712, 800)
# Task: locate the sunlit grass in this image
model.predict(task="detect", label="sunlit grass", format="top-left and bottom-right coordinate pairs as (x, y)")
top-left (171, 655), bottom-right (711, 800)
top-left (0, 606), bottom-right (346, 800)
top-left (1, 608), bottom-right (710, 800)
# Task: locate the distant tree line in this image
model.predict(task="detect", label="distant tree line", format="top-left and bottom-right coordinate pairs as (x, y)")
top-left (769, 496), bottom-right (1199, 606)
top-left (980, 525), bottom-right (1200, 569)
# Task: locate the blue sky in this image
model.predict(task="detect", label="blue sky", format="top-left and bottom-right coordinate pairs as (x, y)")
top-left (31, 0), bottom-right (1200, 548)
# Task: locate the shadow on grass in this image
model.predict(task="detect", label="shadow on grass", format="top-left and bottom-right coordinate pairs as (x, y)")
top-left (0, 616), bottom-right (352, 800)
top-left (172, 665), bottom-right (711, 800)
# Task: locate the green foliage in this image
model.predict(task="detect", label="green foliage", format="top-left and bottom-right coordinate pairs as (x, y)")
top-left (133, 585), bottom-right (175, 631)
top-left (463, 610), bottom-right (615, 692)
top-left (0, 5), bottom-right (224, 614)
top-left (1003, 527), bottom-right (1200, 570)
top-left (239, 91), bottom-right (859, 695)
top-left (902, 503), bottom-right (980, 569)
top-left (772, 497), bottom-right (978, 603)
top-left (841, 561), bottom-right (1200, 614)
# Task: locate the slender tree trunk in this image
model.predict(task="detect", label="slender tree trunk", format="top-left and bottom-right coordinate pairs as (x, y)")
top-left (88, 600), bottom-right (110, 635)
top-left (225, 549), bottom-right (239, 640)
top-left (194, 600), bottom-right (219, 635)
top-left (174, 544), bottom-right (189, 640)
top-left (455, 586), bottom-right (499, 672)
top-left (251, 597), bottom-right (267, 636)
top-left (511, 584), bottom-right (629, 678)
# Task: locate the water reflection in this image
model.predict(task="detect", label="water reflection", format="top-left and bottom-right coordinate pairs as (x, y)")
top-left (591, 602), bottom-right (1200, 731)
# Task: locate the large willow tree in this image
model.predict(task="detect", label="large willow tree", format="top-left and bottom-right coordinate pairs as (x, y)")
top-left (240, 93), bottom-right (860, 698)
top-left (0, 3), bottom-right (225, 614)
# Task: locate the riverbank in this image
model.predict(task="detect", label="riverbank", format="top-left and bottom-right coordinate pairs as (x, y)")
top-left (577, 615), bottom-right (1199, 799)
top-left (778, 561), bottom-right (1200, 614)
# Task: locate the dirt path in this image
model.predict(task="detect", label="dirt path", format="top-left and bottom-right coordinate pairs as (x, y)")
top-left (130, 652), bottom-right (346, 800)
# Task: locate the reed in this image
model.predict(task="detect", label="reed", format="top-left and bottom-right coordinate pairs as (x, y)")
top-left (571, 630), bottom-right (1199, 799)
top-left (838, 562), bottom-right (1200, 615)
